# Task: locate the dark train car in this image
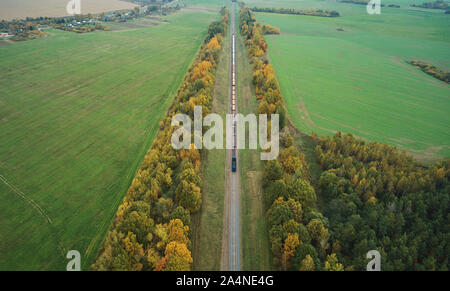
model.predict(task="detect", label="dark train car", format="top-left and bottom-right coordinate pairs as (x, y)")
top-left (232, 156), bottom-right (237, 172)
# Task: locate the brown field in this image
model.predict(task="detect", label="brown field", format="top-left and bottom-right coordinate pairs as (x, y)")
top-left (0, 0), bottom-right (137, 21)
top-left (0, 40), bottom-right (11, 46)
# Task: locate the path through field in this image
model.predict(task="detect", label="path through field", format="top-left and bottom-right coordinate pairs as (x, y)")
top-left (0, 174), bottom-right (52, 224)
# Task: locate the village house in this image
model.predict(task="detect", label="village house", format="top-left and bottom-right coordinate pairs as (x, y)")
top-left (0, 32), bottom-right (13, 38)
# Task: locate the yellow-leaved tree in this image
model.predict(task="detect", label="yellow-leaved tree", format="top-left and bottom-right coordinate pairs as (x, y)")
top-left (299, 255), bottom-right (315, 271)
top-left (155, 241), bottom-right (193, 271)
top-left (281, 233), bottom-right (300, 270)
top-left (206, 36), bottom-right (221, 50)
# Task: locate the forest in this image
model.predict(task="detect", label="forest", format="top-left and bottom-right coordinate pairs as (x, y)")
top-left (91, 8), bottom-right (229, 271)
top-left (315, 133), bottom-right (449, 270)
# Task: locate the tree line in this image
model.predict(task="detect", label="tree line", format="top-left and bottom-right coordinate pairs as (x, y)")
top-left (91, 8), bottom-right (229, 271)
top-left (240, 7), bottom-right (344, 271)
top-left (409, 60), bottom-right (450, 84)
top-left (250, 7), bottom-right (340, 18)
top-left (239, 8), bottom-right (285, 128)
top-left (411, 1), bottom-right (449, 10)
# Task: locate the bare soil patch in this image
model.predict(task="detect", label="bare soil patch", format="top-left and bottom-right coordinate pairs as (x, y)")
top-left (0, 40), bottom-right (11, 47)
top-left (0, 0), bottom-right (137, 21)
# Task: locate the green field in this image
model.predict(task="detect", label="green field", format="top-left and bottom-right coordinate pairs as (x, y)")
top-left (246, 0), bottom-right (450, 162)
top-left (0, 9), bottom-right (217, 270)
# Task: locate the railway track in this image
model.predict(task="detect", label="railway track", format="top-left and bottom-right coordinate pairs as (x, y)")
top-left (228, 0), bottom-right (240, 271)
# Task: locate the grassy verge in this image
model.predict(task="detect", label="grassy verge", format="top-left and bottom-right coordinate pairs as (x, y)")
top-left (236, 15), bottom-right (272, 271)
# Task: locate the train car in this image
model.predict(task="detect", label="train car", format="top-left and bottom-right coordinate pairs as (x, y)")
top-left (231, 34), bottom-right (237, 173)
top-left (231, 149), bottom-right (237, 172)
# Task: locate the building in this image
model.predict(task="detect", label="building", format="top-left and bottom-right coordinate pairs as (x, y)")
top-left (0, 33), bottom-right (13, 38)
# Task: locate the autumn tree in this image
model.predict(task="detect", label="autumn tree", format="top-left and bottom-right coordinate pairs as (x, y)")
top-left (206, 36), bottom-right (221, 50)
top-left (299, 255), bottom-right (315, 271)
top-left (323, 254), bottom-right (344, 271)
top-left (155, 242), bottom-right (193, 271)
top-left (167, 219), bottom-right (190, 246)
top-left (175, 180), bottom-right (202, 213)
top-left (281, 233), bottom-right (300, 270)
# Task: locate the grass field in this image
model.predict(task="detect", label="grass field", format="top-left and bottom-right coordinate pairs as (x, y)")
top-left (0, 9), bottom-right (217, 270)
top-left (246, 0), bottom-right (450, 162)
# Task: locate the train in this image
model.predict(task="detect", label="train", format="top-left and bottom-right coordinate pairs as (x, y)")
top-left (232, 155), bottom-right (237, 172)
top-left (231, 33), bottom-right (237, 173)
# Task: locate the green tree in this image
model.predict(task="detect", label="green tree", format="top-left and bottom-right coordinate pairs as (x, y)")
top-left (175, 180), bottom-right (202, 213)
top-left (324, 253), bottom-right (344, 271)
